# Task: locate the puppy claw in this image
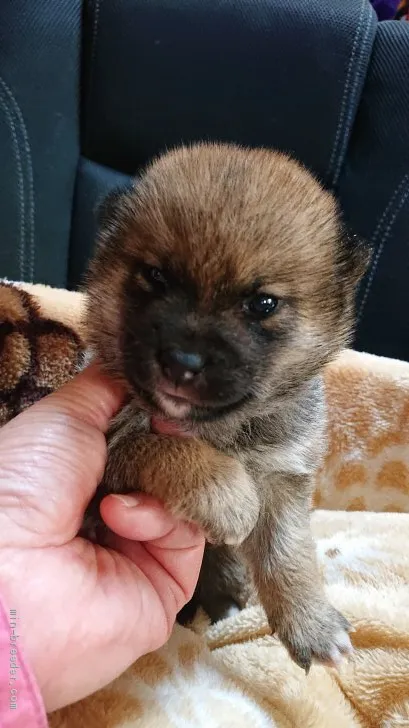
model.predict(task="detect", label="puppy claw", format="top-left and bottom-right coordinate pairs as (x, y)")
top-left (336, 628), bottom-right (354, 654)
top-left (327, 630), bottom-right (354, 669)
top-left (317, 633), bottom-right (354, 670)
top-left (224, 604), bottom-right (241, 619)
top-left (277, 603), bottom-right (353, 673)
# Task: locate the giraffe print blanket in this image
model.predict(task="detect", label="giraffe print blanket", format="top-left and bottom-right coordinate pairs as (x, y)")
top-left (1, 280), bottom-right (408, 728)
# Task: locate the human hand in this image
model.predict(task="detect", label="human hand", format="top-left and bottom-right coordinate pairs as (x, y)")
top-left (0, 364), bottom-right (204, 712)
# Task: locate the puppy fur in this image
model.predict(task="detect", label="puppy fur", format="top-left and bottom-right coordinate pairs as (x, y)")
top-left (84, 143), bottom-right (369, 671)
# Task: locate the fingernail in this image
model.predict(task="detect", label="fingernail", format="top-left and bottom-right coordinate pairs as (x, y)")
top-left (111, 494), bottom-right (140, 508)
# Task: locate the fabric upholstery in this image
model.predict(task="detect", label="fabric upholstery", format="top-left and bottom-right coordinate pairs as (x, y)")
top-left (0, 1), bottom-right (408, 359)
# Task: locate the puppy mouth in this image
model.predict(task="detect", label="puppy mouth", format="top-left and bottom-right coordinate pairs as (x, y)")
top-left (129, 378), bottom-right (252, 423)
top-left (153, 383), bottom-right (254, 424)
top-left (155, 386), bottom-right (194, 420)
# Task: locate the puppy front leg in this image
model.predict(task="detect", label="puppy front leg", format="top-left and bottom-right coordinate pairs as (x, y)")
top-left (242, 474), bottom-right (352, 672)
top-left (101, 424), bottom-right (260, 546)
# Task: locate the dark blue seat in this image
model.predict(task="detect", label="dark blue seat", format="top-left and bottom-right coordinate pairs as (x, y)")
top-left (0, 0), bottom-right (408, 359)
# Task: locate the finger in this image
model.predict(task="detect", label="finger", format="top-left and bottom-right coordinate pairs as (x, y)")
top-left (101, 492), bottom-right (203, 544)
top-left (30, 361), bottom-right (124, 433)
top-left (107, 525), bottom-right (205, 614)
top-left (102, 493), bottom-right (205, 608)
top-left (0, 364), bottom-right (124, 546)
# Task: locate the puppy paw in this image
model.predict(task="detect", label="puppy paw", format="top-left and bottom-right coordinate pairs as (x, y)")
top-left (277, 602), bottom-right (353, 673)
top-left (179, 460), bottom-right (259, 546)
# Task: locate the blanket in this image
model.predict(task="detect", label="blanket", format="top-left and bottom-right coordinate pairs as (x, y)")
top-left (1, 280), bottom-right (409, 728)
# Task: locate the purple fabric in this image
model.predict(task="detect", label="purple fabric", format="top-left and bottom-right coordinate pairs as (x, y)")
top-left (370, 0), bottom-right (400, 19)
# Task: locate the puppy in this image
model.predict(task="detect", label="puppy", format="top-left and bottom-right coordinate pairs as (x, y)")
top-left (84, 143), bottom-right (368, 671)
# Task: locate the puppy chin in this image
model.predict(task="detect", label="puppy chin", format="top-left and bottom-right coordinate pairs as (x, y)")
top-left (155, 391), bottom-right (193, 420)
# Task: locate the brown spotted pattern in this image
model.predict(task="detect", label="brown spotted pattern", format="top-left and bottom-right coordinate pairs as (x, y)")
top-left (315, 349), bottom-right (409, 514)
top-left (0, 282), bottom-right (83, 424)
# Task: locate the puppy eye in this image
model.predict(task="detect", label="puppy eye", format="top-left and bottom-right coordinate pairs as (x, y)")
top-left (143, 266), bottom-right (167, 287)
top-left (244, 293), bottom-right (279, 320)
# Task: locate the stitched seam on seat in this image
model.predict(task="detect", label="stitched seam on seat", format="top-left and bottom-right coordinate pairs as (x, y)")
top-left (327, 0), bottom-right (367, 186)
top-left (331, 10), bottom-right (373, 186)
top-left (366, 175), bottom-right (406, 245)
top-left (90, 0), bottom-right (101, 91)
top-left (0, 78), bottom-right (35, 282)
top-left (357, 173), bottom-right (409, 323)
top-left (85, 0), bottom-right (102, 150)
top-left (357, 175), bottom-right (406, 322)
top-left (0, 89), bottom-right (25, 279)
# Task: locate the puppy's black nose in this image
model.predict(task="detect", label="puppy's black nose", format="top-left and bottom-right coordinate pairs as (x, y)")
top-left (159, 348), bottom-right (204, 383)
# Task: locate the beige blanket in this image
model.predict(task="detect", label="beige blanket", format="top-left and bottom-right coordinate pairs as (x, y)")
top-left (1, 280), bottom-right (408, 727)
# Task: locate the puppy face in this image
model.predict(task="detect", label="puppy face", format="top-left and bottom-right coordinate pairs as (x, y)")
top-left (85, 143), bottom-right (368, 422)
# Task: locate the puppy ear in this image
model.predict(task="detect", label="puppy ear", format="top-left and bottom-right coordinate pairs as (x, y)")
top-left (95, 186), bottom-right (130, 229)
top-left (342, 230), bottom-right (372, 286)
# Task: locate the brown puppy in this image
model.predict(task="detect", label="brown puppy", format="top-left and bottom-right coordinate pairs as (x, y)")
top-left (84, 143), bottom-right (368, 672)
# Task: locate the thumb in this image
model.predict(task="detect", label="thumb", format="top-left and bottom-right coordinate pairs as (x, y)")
top-left (0, 363), bottom-right (124, 547)
top-left (28, 361), bottom-right (124, 432)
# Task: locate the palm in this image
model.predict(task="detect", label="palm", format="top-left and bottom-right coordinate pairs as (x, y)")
top-left (1, 516), bottom-right (199, 711)
top-left (0, 364), bottom-right (204, 712)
